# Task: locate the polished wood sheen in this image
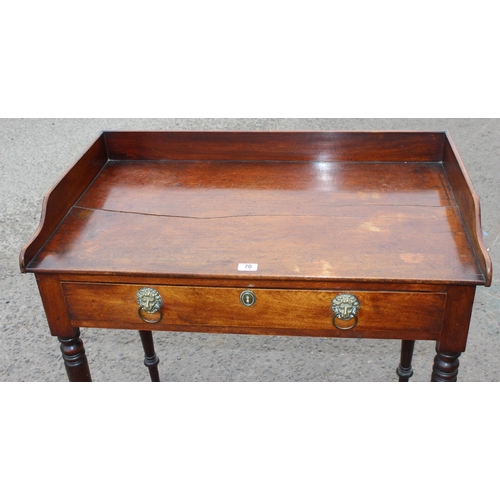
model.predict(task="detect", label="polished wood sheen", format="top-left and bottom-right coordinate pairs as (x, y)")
top-left (431, 346), bottom-right (461, 382)
top-left (58, 329), bottom-right (92, 382)
top-left (104, 131), bottom-right (445, 162)
top-left (61, 283), bottom-right (446, 339)
top-left (20, 131), bottom-right (492, 381)
top-left (19, 135), bottom-right (108, 273)
top-left (28, 160), bottom-right (482, 284)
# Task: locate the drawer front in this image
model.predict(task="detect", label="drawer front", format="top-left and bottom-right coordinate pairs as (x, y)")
top-left (62, 283), bottom-right (446, 339)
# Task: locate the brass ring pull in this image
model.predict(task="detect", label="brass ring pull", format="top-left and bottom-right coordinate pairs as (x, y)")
top-left (138, 306), bottom-right (163, 324)
top-left (136, 287), bottom-right (163, 324)
top-left (333, 315), bottom-right (358, 330)
top-left (331, 293), bottom-right (360, 331)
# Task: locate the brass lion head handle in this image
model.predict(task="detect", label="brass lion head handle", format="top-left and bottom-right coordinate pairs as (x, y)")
top-left (331, 294), bottom-right (360, 330)
top-left (137, 287), bottom-right (163, 324)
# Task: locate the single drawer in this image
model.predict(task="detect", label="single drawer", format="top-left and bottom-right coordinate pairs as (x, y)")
top-left (62, 282), bottom-right (446, 339)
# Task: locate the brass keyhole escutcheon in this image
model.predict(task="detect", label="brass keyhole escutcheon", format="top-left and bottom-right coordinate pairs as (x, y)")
top-left (331, 293), bottom-right (360, 330)
top-left (240, 290), bottom-right (256, 307)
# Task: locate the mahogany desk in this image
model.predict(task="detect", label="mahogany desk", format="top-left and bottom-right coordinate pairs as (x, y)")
top-left (19, 131), bottom-right (493, 382)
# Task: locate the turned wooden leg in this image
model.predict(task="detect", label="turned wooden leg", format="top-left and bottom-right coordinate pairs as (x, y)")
top-left (396, 339), bottom-right (415, 382)
top-left (139, 330), bottom-right (160, 382)
top-left (431, 343), bottom-right (461, 382)
top-left (58, 328), bottom-right (92, 382)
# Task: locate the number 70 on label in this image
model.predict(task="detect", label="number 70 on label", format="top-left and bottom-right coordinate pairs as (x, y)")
top-left (237, 263), bottom-right (258, 271)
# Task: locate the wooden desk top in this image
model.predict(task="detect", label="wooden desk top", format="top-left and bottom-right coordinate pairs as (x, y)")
top-left (20, 131), bottom-right (492, 287)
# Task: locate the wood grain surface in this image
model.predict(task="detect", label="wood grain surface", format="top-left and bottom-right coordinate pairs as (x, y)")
top-left (62, 282), bottom-right (446, 340)
top-left (443, 133), bottom-right (493, 285)
top-left (28, 158), bottom-right (483, 284)
top-left (104, 131), bottom-right (445, 162)
top-left (20, 134), bottom-right (108, 272)
top-left (29, 204), bottom-right (482, 283)
top-left (76, 160), bottom-right (455, 216)
top-left (21, 131), bottom-right (490, 287)
top-left (18, 130), bottom-right (492, 381)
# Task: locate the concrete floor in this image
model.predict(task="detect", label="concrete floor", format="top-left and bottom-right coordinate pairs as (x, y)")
top-left (1, 118), bottom-right (498, 381)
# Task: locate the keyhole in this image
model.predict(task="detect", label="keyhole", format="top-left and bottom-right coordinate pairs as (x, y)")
top-left (240, 291), bottom-right (256, 307)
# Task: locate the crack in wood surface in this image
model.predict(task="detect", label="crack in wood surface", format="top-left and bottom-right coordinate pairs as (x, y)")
top-left (74, 205), bottom-right (449, 220)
